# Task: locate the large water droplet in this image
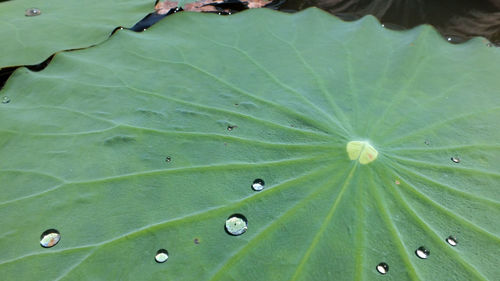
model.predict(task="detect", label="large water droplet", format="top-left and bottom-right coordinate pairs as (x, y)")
top-left (1, 96), bottom-right (10, 104)
top-left (25, 8), bottom-right (41, 17)
top-left (415, 246), bottom-right (430, 259)
top-left (225, 214), bottom-right (247, 236)
top-left (376, 262), bottom-right (389, 275)
top-left (251, 179), bottom-right (265, 191)
top-left (155, 249), bottom-right (169, 263)
top-left (451, 157), bottom-right (460, 163)
top-left (446, 236), bottom-right (458, 246)
top-left (40, 229), bottom-right (60, 248)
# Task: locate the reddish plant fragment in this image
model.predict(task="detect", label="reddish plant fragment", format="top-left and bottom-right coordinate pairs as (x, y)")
top-left (155, 0), bottom-right (272, 15)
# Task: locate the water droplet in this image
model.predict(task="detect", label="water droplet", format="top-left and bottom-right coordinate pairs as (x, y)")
top-left (451, 157), bottom-right (460, 163)
top-left (447, 37), bottom-right (452, 42)
top-left (25, 8), bottom-right (41, 17)
top-left (155, 249), bottom-right (169, 263)
top-left (40, 229), bottom-right (60, 248)
top-left (1, 96), bottom-right (10, 104)
top-left (376, 262), bottom-right (389, 275)
top-left (194, 238), bottom-right (200, 244)
top-left (486, 43), bottom-right (493, 47)
top-left (446, 236), bottom-right (457, 246)
top-left (227, 125), bottom-right (237, 131)
top-left (165, 156), bottom-right (171, 162)
top-left (415, 246), bottom-right (430, 259)
top-left (225, 214), bottom-right (247, 236)
top-left (251, 179), bottom-right (265, 191)
top-left (424, 140), bottom-right (430, 145)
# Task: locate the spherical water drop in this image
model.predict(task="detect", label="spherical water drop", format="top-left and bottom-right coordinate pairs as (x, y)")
top-left (25, 8), bottom-right (41, 17)
top-left (165, 156), bottom-right (171, 162)
top-left (1, 96), bottom-right (10, 104)
top-left (415, 246), bottom-right (430, 259)
top-left (446, 236), bottom-right (457, 246)
top-left (251, 179), bottom-right (265, 191)
top-left (225, 214), bottom-right (247, 236)
top-left (451, 157), bottom-right (460, 163)
top-left (376, 262), bottom-right (389, 275)
top-left (40, 229), bottom-right (60, 248)
top-left (155, 249), bottom-right (169, 263)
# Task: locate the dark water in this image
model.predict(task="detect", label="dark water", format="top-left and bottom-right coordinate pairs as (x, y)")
top-left (279, 0), bottom-right (500, 44)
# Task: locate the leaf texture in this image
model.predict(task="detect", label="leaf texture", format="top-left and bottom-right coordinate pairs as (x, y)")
top-left (0, 8), bottom-right (499, 281)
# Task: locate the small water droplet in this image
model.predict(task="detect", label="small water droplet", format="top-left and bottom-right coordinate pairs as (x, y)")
top-left (415, 246), bottom-right (430, 259)
top-left (25, 8), bottom-right (41, 17)
top-left (486, 43), bottom-right (493, 47)
top-left (225, 214), bottom-right (247, 236)
top-left (424, 140), bottom-right (430, 145)
top-left (376, 262), bottom-right (389, 275)
top-left (447, 37), bottom-right (452, 41)
top-left (227, 125), bottom-right (237, 131)
top-left (446, 236), bottom-right (457, 246)
top-left (40, 229), bottom-right (60, 248)
top-left (451, 157), bottom-right (460, 163)
top-left (155, 249), bottom-right (169, 263)
top-left (165, 156), bottom-right (171, 162)
top-left (251, 179), bottom-right (265, 191)
top-left (1, 96), bottom-right (10, 104)
top-left (194, 238), bottom-right (200, 244)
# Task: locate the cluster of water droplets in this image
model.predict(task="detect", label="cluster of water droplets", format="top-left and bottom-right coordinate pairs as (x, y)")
top-left (33, 134), bottom-right (466, 274)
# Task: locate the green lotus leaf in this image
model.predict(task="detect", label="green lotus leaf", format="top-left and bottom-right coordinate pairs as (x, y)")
top-left (0, 0), bottom-right (153, 68)
top-left (1, 8), bottom-right (499, 281)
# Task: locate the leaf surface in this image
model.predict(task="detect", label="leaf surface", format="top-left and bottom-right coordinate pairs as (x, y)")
top-left (0, 8), bottom-right (499, 281)
top-left (0, 0), bottom-right (153, 68)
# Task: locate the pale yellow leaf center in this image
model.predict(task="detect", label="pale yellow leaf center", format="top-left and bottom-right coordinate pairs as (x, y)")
top-left (346, 141), bottom-right (378, 164)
